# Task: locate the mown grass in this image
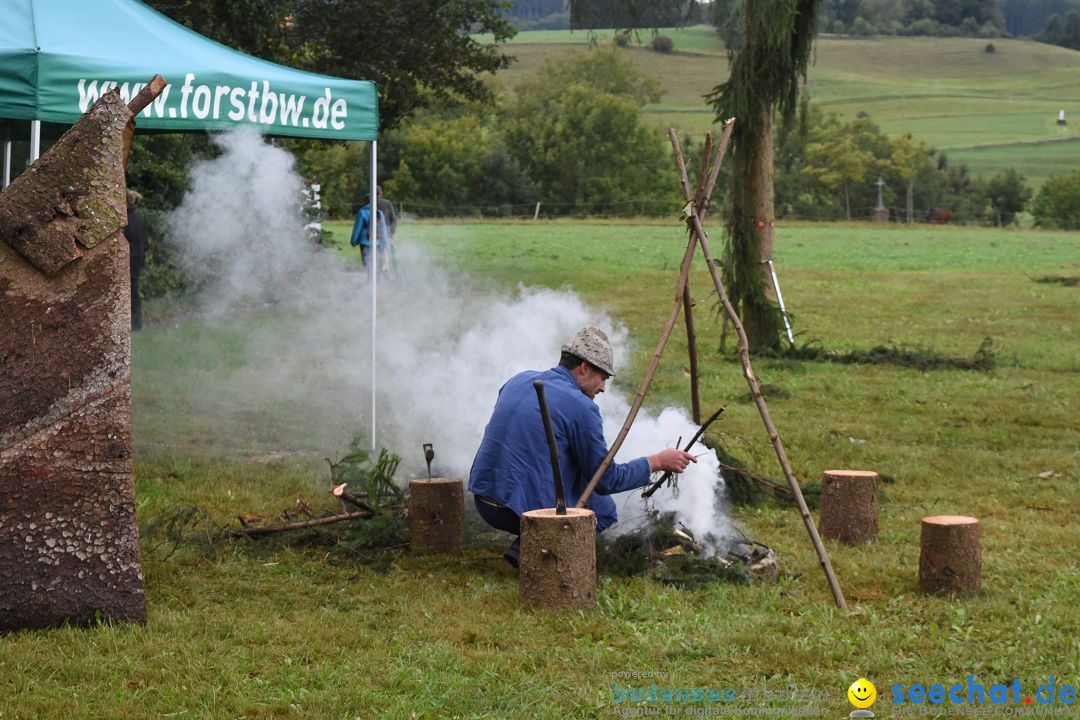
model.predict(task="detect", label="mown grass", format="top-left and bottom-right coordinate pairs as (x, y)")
top-left (2, 220), bottom-right (1078, 719)
top-left (489, 30), bottom-right (1080, 186)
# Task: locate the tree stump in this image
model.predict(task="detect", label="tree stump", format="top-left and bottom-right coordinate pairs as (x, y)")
top-left (919, 515), bottom-right (981, 595)
top-left (819, 470), bottom-right (879, 544)
top-left (408, 478), bottom-right (463, 555)
top-left (519, 508), bottom-right (595, 610)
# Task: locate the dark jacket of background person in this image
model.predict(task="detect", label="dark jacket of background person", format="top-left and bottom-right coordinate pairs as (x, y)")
top-left (123, 198), bottom-right (149, 330)
top-left (468, 364), bottom-right (651, 532)
top-left (377, 195), bottom-right (398, 238)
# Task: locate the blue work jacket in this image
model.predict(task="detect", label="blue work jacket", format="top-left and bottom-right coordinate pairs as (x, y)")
top-left (468, 365), bottom-right (651, 532)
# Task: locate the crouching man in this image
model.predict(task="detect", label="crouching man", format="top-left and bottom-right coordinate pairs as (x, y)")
top-left (468, 326), bottom-right (695, 567)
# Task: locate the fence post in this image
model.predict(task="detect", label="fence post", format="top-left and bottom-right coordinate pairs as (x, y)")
top-left (533, 201), bottom-right (541, 220)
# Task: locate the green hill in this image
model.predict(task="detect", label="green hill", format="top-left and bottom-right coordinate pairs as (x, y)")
top-left (484, 28), bottom-right (1080, 187)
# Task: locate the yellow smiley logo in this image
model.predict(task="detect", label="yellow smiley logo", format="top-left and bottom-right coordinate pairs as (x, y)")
top-left (848, 678), bottom-right (877, 709)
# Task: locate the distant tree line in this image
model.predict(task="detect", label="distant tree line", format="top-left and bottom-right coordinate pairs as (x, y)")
top-left (501, 0), bottom-right (1080, 47)
top-left (801, 0), bottom-right (1008, 37)
top-left (1000, 0), bottom-right (1080, 36)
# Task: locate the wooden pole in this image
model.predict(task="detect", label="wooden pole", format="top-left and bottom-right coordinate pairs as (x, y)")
top-left (575, 122), bottom-right (735, 509)
top-left (668, 125), bottom-right (848, 611)
top-left (683, 284), bottom-right (701, 425)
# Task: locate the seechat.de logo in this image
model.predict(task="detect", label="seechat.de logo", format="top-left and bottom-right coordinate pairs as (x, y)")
top-left (849, 678), bottom-right (878, 718)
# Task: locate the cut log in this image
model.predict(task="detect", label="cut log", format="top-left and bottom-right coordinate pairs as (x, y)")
top-left (819, 470), bottom-right (879, 544)
top-left (408, 478), bottom-right (464, 555)
top-left (919, 515), bottom-right (981, 595)
top-left (331, 483), bottom-right (374, 513)
top-left (519, 508), bottom-right (596, 610)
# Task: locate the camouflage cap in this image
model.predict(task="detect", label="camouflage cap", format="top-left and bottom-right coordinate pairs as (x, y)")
top-left (562, 326), bottom-right (615, 376)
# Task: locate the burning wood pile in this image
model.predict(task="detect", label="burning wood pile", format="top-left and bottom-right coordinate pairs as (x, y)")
top-left (598, 511), bottom-right (778, 589)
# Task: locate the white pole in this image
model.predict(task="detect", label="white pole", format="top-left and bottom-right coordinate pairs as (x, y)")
top-left (766, 259), bottom-right (796, 346)
top-left (2, 127), bottom-right (11, 188)
top-left (29, 120), bottom-right (41, 162)
top-left (369, 141), bottom-right (378, 452)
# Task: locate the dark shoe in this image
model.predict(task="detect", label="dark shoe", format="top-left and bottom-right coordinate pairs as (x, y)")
top-left (503, 538), bottom-right (520, 569)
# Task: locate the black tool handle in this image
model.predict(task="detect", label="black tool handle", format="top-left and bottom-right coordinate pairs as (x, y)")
top-left (533, 380), bottom-right (566, 515)
top-left (641, 406), bottom-right (725, 499)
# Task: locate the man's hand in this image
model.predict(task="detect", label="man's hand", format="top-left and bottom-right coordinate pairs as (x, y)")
top-left (648, 448), bottom-right (697, 473)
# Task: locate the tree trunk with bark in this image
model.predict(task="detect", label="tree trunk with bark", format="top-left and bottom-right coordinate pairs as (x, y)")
top-left (0, 89), bottom-right (147, 630)
top-left (739, 108), bottom-right (781, 351)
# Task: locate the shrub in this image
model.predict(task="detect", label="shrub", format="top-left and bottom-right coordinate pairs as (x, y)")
top-left (1033, 171), bottom-right (1080, 229)
top-left (381, 114), bottom-right (536, 217)
top-left (501, 52), bottom-right (670, 216)
top-left (614, 31), bottom-right (630, 47)
top-left (651, 34), bottom-right (673, 52)
top-left (984, 42), bottom-right (995, 53)
top-left (985, 168), bottom-right (1031, 225)
top-left (850, 17), bottom-right (872, 35)
top-left (905, 18), bottom-right (939, 36)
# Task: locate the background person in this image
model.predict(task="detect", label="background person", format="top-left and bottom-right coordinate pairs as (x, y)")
top-left (376, 185), bottom-right (397, 240)
top-left (122, 189), bottom-right (150, 331)
top-left (349, 193), bottom-right (388, 270)
top-left (468, 326), bottom-right (696, 567)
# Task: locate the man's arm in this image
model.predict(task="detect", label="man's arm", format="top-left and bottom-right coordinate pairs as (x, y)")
top-left (566, 405), bottom-right (641, 495)
top-left (570, 404), bottom-right (696, 496)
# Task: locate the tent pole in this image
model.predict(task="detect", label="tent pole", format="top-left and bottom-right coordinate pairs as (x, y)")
top-left (30, 120), bottom-right (41, 163)
top-left (2, 127), bottom-right (11, 188)
top-left (369, 140), bottom-right (378, 452)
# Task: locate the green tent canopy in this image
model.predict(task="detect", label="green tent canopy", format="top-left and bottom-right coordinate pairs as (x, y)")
top-left (0, 0), bottom-right (379, 141)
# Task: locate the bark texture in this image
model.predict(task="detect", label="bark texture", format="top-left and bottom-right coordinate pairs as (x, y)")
top-left (408, 478), bottom-right (464, 555)
top-left (919, 515), bottom-right (981, 596)
top-left (819, 470), bottom-right (879, 544)
top-left (0, 90), bottom-right (145, 630)
top-left (519, 508), bottom-right (595, 610)
top-left (741, 109), bottom-right (780, 349)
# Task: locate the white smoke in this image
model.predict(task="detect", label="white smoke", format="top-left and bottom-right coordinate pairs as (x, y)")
top-left (162, 129), bottom-right (737, 546)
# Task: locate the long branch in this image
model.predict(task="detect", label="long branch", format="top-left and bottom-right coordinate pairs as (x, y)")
top-left (575, 124), bottom-right (734, 508)
top-left (225, 510), bottom-right (373, 537)
top-left (668, 126), bottom-right (848, 611)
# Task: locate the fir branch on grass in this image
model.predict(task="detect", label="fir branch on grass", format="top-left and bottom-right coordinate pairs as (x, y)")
top-left (772, 336), bottom-right (998, 371)
top-left (325, 442), bottom-right (405, 511)
top-left (141, 502), bottom-right (409, 564)
top-left (1032, 275), bottom-right (1079, 287)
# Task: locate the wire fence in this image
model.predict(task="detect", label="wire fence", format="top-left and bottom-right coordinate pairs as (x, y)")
top-left (370, 199), bottom-right (1021, 227)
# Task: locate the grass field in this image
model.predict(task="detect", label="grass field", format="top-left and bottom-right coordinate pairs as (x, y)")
top-left (3, 220), bottom-right (1077, 719)
top-left (484, 28), bottom-right (1080, 187)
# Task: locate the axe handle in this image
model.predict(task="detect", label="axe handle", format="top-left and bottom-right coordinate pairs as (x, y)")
top-left (533, 380), bottom-right (566, 515)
